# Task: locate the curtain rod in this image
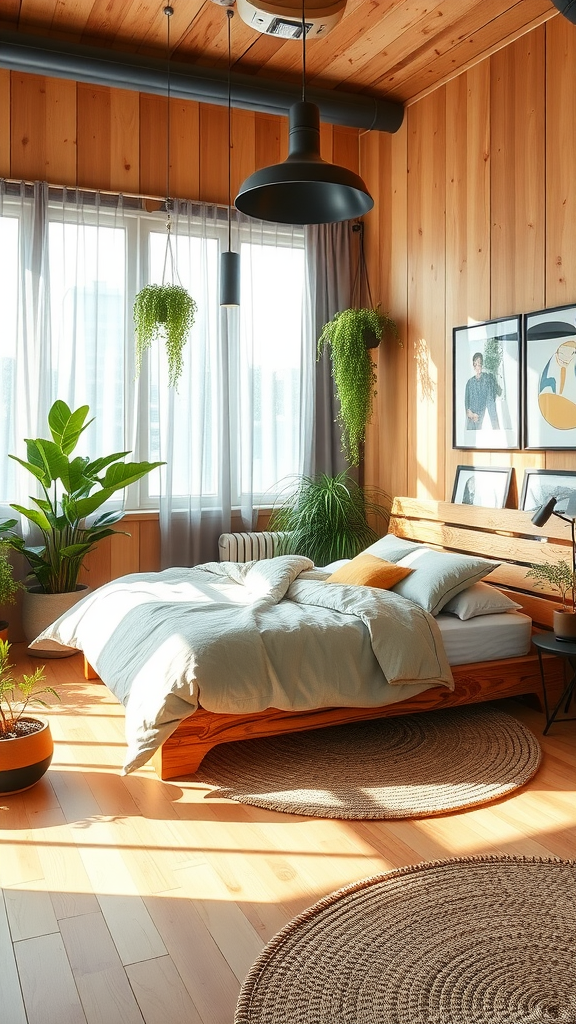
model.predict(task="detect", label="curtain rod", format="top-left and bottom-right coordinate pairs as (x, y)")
top-left (1, 177), bottom-right (230, 209)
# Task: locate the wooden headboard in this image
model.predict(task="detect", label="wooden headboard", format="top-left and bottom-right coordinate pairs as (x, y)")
top-left (388, 498), bottom-right (573, 630)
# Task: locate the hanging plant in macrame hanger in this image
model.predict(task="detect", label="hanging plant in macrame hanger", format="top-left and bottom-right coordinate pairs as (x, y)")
top-left (133, 4), bottom-right (197, 389)
top-left (317, 221), bottom-right (400, 466)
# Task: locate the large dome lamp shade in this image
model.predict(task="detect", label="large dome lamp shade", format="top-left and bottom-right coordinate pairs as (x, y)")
top-left (551, 0), bottom-right (576, 24)
top-left (235, 100), bottom-right (373, 224)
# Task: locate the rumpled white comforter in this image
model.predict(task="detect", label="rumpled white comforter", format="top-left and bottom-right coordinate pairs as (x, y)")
top-left (32, 556), bottom-right (453, 773)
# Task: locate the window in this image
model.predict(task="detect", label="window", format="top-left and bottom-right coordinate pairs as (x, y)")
top-left (0, 187), bottom-right (309, 511)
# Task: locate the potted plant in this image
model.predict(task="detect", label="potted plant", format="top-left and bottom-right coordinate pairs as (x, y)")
top-left (0, 541), bottom-right (22, 642)
top-left (0, 639), bottom-right (58, 794)
top-left (134, 283), bottom-right (197, 389)
top-left (526, 559), bottom-right (576, 639)
top-left (317, 306), bottom-right (400, 466)
top-left (267, 471), bottom-right (390, 566)
top-left (0, 400), bottom-right (162, 650)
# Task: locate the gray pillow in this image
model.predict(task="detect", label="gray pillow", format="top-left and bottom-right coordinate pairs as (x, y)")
top-left (442, 582), bottom-right (522, 620)
top-left (363, 535), bottom-right (425, 563)
top-left (392, 547), bottom-right (500, 616)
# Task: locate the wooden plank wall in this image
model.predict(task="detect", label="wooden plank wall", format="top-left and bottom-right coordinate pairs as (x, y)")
top-left (0, 71), bottom-right (359, 205)
top-left (362, 16), bottom-right (576, 507)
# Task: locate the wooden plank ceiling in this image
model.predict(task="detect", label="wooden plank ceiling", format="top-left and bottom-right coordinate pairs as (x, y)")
top-left (0, 0), bottom-right (558, 104)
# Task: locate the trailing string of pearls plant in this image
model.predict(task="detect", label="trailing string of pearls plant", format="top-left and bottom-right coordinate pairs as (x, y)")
top-left (133, 3), bottom-right (197, 389)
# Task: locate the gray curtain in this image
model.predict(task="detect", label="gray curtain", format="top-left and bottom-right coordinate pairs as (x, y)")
top-left (305, 222), bottom-right (354, 477)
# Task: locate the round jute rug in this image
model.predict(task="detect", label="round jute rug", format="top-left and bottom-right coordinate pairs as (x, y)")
top-left (195, 705), bottom-right (540, 818)
top-left (235, 856), bottom-right (576, 1024)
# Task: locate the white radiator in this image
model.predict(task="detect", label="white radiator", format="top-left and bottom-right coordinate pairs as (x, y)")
top-left (217, 531), bottom-right (287, 563)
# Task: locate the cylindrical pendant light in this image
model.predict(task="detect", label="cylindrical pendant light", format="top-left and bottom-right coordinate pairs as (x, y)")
top-left (220, 7), bottom-right (241, 306)
top-left (235, 2), bottom-right (373, 225)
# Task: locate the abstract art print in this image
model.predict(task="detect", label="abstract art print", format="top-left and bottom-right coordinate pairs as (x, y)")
top-left (523, 304), bottom-right (576, 449)
top-left (453, 317), bottom-right (521, 450)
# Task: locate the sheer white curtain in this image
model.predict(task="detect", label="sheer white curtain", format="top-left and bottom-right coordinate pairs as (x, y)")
top-left (0, 182), bottom-right (315, 567)
top-left (0, 180), bottom-right (130, 525)
top-left (148, 204), bottom-right (315, 567)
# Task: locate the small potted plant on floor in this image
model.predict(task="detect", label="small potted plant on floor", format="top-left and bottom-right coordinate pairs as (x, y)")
top-left (317, 306), bottom-right (399, 466)
top-left (0, 400), bottom-right (162, 652)
top-left (268, 471), bottom-right (390, 566)
top-left (526, 559), bottom-right (576, 639)
top-left (0, 639), bottom-right (58, 794)
top-left (0, 540), bottom-right (22, 642)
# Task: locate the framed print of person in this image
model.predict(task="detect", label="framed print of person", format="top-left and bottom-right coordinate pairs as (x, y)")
top-left (453, 316), bottom-right (521, 450)
top-left (523, 304), bottom-right (576, 449)
top-left (452, 465), bottom-right (513, 508)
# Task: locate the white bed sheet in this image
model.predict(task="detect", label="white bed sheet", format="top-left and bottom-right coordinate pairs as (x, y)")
top-left (435, 610), bottom-right (532, 665)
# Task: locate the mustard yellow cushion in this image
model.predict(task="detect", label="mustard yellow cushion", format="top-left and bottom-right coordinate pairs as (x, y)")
top-left (325, 554), bottom-right (413, 589)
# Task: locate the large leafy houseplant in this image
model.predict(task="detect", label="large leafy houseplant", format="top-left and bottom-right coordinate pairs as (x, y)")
top-left (268, 471), bottom-right (390, 566)
top-left (318, 306), bottom-right (399, 466)
top-left (0, 400), bottom-right (163, 594)
top-left (134, 283), bottom-right (197, 388)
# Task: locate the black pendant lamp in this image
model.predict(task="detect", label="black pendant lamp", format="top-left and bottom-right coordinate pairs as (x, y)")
top-left (552, 0), bottom-right (576, 24)
top-left (220, 7), bottom-right (241, 306)
top-left (235, 2), bottom-right (373, 225)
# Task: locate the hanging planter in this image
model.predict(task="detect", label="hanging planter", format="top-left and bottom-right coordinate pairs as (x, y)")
top-left (317, 221), bottom-right (400, 466)
top-left (134, 281), bottom-right (197, 388)
top-left (133, 10), bottom-right (198, 390)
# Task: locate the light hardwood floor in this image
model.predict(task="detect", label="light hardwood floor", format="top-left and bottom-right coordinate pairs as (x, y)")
top-left (1, 644), bottom-right (575, 1024)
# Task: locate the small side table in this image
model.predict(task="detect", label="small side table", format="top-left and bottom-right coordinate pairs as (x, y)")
top-left (532, 632), bottom-right (576, 735)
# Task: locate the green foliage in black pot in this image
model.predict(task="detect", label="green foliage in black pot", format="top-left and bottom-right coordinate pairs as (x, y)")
top-left (134, 283), bottom-right (197, 388)
top-left (318, 306), bottom-right (399, 466)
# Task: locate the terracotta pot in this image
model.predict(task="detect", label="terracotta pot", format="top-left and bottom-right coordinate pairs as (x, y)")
top-left (553, 608), bottom-right (576, 641)
top-left (0, 621), bottom-right (8, 643)
top-left (0, 717), bottom-right (53, 795)
top-left (22, 585), bottom-right (90, 658)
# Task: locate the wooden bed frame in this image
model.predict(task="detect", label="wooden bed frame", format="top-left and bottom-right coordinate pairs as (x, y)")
top-left (85, 498), bottom-right (568, 780)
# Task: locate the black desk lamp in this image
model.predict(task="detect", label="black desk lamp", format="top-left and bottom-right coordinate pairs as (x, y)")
top-left (531, 496), bottom-right (576, 638)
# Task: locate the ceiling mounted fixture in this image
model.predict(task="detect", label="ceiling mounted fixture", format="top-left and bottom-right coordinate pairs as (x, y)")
top-left (236, 0), bottom-right (345, 38)
top-left (551, 0), bottom-right (576, 24)
top-left (235, 0), bottom-right (373, 225)
top-left (221, 7), bottom-right (241, 307)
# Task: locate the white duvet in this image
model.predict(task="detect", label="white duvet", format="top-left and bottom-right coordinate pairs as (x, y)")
top-left (32, 556), bottom-right (454, 773)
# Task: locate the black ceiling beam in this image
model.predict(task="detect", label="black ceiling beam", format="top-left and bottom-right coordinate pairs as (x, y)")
top-left (0, 30), bottom-right (404, 134)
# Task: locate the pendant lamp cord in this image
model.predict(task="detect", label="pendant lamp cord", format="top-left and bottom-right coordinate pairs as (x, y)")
top-left (351, 221), bottom-right (374, 309)
top-left (227, 8), bottom-right (233, 254)
top-left (162, 5), bottom-right (181, 287)
top-left (301, 0), bottom-right (306, 102)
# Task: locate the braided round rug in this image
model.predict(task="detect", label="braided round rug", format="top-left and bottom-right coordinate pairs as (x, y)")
top-left (194, 704), bottom-right (541, 818)
top-left (235, 855), bottom-right (576, 1024)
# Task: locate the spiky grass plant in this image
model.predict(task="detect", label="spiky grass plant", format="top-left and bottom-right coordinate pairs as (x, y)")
top-left (134, 284), bottom-right (197, 389)
top-left (0, 639), bottom-right (58, 740)
top-left (318, 306), bottom-right (399, 466)
top-left (268, 472), bottom-right (391, 566)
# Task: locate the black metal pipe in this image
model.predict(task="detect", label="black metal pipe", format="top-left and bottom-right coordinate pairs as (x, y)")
top-left (0, 30), bottom-right (404, 134)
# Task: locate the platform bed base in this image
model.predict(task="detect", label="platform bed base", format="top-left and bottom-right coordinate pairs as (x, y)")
top-left (150, 652), bottom-right (564, 781)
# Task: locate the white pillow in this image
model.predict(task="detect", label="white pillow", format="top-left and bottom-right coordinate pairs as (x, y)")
top-left (392, 547), bottom-right (500, 616)
top-left (362, 535), bottom-right (425, 563)
top-left (442, 582), bottom-right (522, 620)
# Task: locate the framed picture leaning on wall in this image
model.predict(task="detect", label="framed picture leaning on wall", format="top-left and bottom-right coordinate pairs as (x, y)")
top-left (523, 304), bottom-right (576, 449)
top-left (451, 465), bottom-right (513, 508)
top-left (519, 468), bottom-right (576, 515)
top-left (453, 316), bottom-right (521, 450)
